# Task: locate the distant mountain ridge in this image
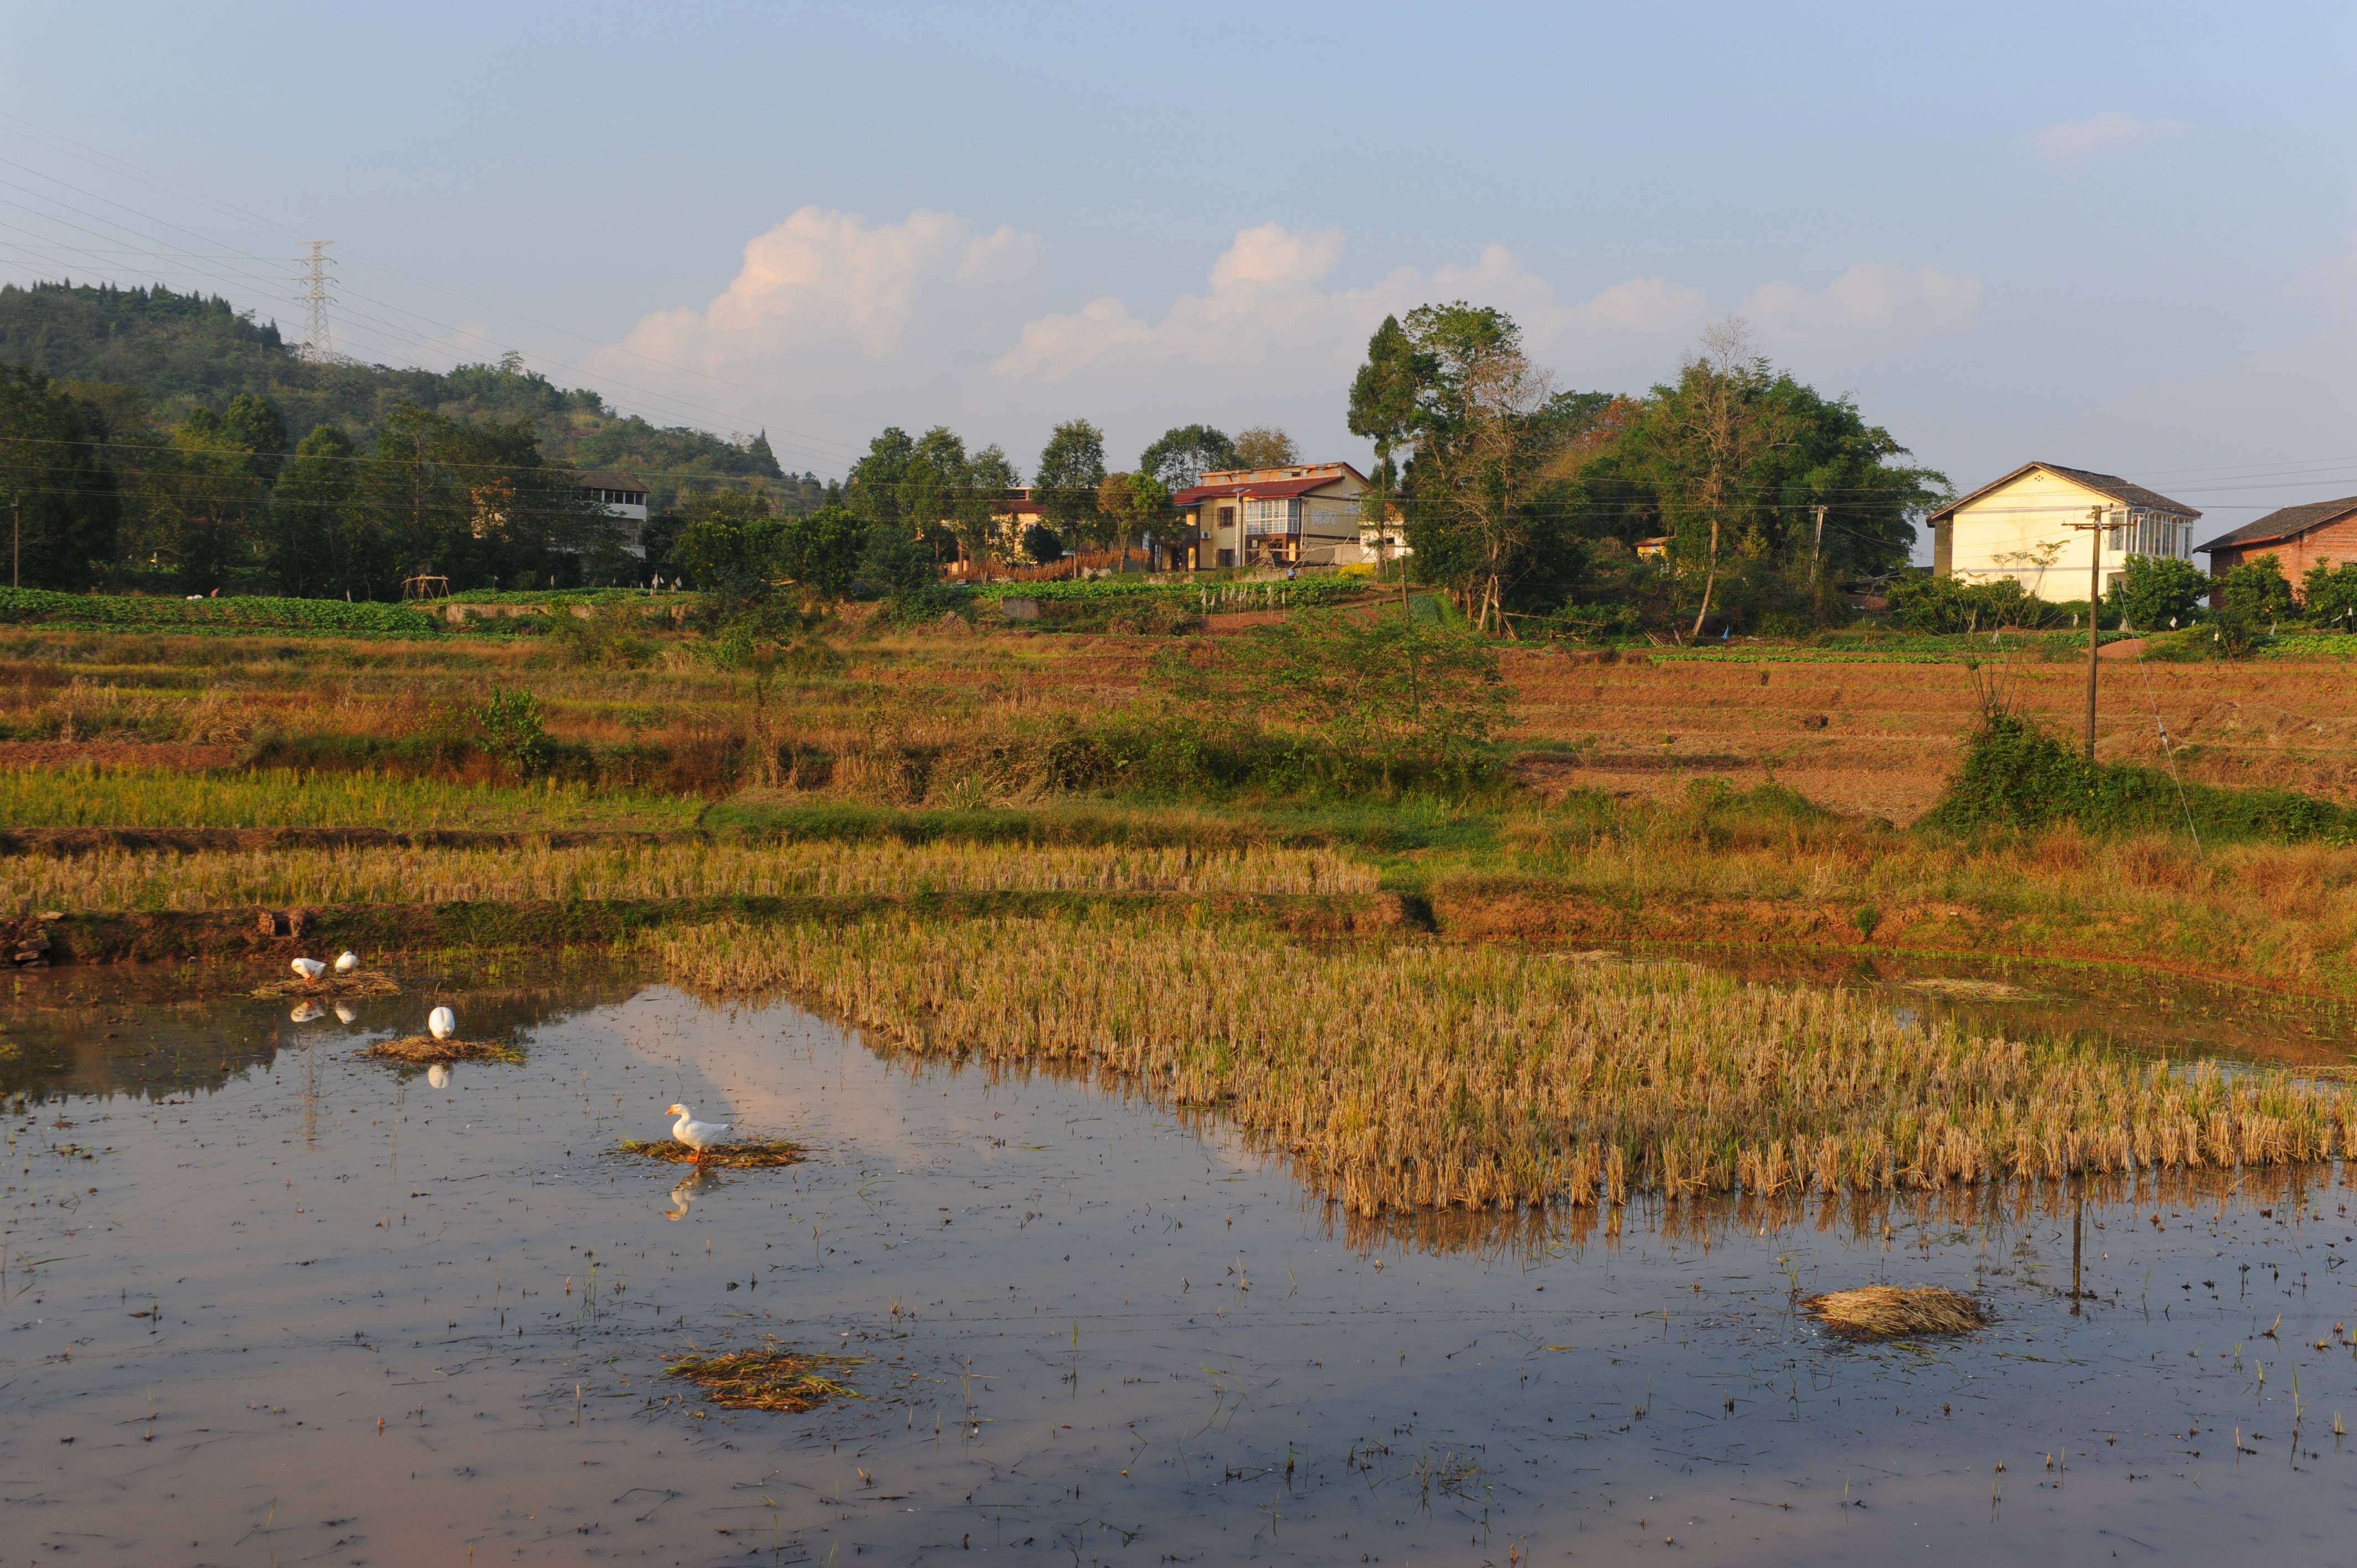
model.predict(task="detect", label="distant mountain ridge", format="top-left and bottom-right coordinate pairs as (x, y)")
top-left (0, 280), bottom-right (814, 508)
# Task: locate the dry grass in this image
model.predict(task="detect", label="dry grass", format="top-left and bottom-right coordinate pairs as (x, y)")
top-left (650, 912), bottom-right (2357, 1215)
top-left (663, 1342), bottom-right (866, 1412)
top-left (250, 969), bottom-right (402, 999)
top-left (616, 1137), bottom-right (801, 1168)
top-left (14, 622), bottom-right (2357, 822)
top-left (1445, 822), bottom-right (2357, 997)
top-left (357, 1035), bottom-right (524, 1065)
top-left (3, 837), bottom-right (1373, 916)
top-left (1805, 1285), bottom-right (1989, 1338)
top-left (0, 764), bottom-right (698, 831)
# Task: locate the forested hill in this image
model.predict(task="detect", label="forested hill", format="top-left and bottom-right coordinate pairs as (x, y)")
top-left (0, 280), bottom-right (813, 507)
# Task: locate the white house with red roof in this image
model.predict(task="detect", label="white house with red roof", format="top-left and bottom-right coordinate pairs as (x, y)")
top-left (1169, 462), bottom-right (1388, 570)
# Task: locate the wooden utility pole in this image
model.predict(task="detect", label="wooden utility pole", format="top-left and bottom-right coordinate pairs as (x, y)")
top-left (11, 491), bottom-right (18, 589)
top-left (2082, 506), bottom-right (2106, 759)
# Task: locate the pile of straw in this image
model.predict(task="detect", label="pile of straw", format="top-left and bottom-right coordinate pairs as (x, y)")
top-left (252, 970), bottom-right (402, 999)
top-left (665, 1344), bottom-right (864, 1412)
top-left (357, 1035), bottom-right (523, 1065)
top-left (617, 1137), bottom-right (801, 1169)
top-left (1804, 1285), bottom-right (1988, 1338)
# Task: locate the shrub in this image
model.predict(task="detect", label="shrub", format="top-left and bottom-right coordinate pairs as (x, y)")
top-left (1884, 574), bottom-right (2044, 633)
top-left (475, 685), bottom-right (552, 776)
top-left (2216, 555), bottom-right (2294, 624)
top-left (1921, 705), bottom-right (2354, 842)
top-left (2106, 555), bottom-right (2209, 631)
top-left (2303, 560), bottom-right (2357, 630)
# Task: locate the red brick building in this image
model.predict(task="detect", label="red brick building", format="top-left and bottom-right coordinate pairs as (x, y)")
top-left (2197, 496), bottom-right (2357, 595)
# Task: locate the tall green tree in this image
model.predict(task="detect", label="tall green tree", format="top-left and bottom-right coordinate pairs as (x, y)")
top-left (1138, 424), bottom-right (1235, 489)
top-left (898, 426), bottom-right (966, 542)
top-left (1231, 426), bottom-right (1298, 468)
top-left (263, 425), bottom-right (373, 597)
top-left (1604, 322), bottom-right (1943, 633)
top-left (776, 503), bottom-right (868, 599)
top-left (954, 445), bottom-right (1020, 582)
top-left (1389, 304), bottom-right (1557, 632)
top-left (219, 393), bottom-right (289, 486)
top-left (1034, 419), bottom-right (1106, 551)
top-left (349, 405), bottom-right (608, 592)
top-left (845, 426), bottom-right (915, 532)
top-left (1348, 314), bottom-right (1423, 601)
top-left (0, 367), bottom-right (120, 589)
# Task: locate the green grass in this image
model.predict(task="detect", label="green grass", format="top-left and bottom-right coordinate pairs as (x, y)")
top-left (0, 765), bottom-right (703, 831)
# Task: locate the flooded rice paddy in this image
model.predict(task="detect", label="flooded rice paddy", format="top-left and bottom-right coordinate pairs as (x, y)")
top-left (7, 971), bottom-right (2357, 1564)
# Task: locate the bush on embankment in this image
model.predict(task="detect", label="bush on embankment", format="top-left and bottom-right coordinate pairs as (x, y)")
top-left (1919, 709), bottom-right (2357, 844)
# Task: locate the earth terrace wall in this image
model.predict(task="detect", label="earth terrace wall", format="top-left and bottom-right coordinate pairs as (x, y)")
top-left (5, 890), bottom-right (1409, 966)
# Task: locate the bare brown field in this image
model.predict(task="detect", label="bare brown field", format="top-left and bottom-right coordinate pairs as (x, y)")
top-left (1505, 651), bottom-right (2357, 821)
top-left (8, 626), bottom-right (2357, 823)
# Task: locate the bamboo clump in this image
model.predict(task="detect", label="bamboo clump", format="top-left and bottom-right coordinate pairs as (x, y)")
top-left (651, 911), bottom-right (2357, 1216)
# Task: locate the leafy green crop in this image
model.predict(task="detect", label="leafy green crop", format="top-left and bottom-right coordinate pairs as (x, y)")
top-left (0, 586), bottom-right (440, 636)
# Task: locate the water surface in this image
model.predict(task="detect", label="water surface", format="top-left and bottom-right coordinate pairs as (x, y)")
top-left (6, 974), bottom-right (2357, 1564)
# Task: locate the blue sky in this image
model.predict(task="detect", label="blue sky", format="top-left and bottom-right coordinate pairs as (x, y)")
top-left (6, 1), bottom-right (2354, 538)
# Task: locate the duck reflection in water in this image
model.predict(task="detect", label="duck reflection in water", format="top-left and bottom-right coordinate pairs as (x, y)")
top-left (666, 1167), bottom-right (721, 1220)
top-left (426, 1062), bottom-right (450, 1089)
top-left (289, 1001), bottom-right (326, 1023)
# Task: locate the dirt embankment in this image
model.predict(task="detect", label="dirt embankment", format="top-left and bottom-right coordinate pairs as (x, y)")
top-left (1424, 880), bottom-right (2329, 998)
top-left (4, 890), bottom-right (1409, 967)
top-left (0, 826), bottom-right (696, 857)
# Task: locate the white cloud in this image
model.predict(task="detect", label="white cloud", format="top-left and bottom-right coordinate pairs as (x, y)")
top-left (597, 205), bottom-right (1042, 375)
top-left (1742, 264), bottom-right (1983, 356)
top-left (2027, 112), bottom-right (2183, 166)
top-left (596, 211), bottom-right (1982, 470)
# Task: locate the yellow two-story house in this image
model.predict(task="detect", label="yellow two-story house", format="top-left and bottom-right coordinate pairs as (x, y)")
top-left (1928, 461), bottom-right (2200, 601)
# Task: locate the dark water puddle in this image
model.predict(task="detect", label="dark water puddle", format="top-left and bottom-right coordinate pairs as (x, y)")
top-left (7, 976), bottom-right (2357, 1564)
top-left (1613, 943), bottom-right (2357, 1069)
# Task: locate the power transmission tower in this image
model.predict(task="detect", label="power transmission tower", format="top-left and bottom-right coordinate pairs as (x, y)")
top-left (296, 240), bottom-right (336, 362)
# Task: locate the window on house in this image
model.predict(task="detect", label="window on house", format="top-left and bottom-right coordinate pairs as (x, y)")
top-left (1244, 498), bottom-right (1299, 535)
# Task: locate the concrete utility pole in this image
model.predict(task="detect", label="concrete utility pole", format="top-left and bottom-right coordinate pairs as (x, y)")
top-left (1810, 503), bottom-right (1827, 579)
top-left (2083, 506), bottom-right (2105, 760)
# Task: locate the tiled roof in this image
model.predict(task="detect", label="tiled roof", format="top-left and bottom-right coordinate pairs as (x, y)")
top-left (578, 471), bottom-right (646, 493)
top-left (2195, 496), bottom-right (2357, 555)
top-left (1172, 476), bottom-right (1346, 506)
top-left (1928, 461), bottom-right (2200, 523)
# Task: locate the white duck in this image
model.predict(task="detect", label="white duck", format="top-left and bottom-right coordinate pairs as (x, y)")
top-left (291, 957), bottom-right (327, 982)
top-left (667, 1103), bottom-right (732, 1162)
top-left (334, 951), bottom-right (361, 974)
top-left (428, 1005), bottom-right (457, 1041)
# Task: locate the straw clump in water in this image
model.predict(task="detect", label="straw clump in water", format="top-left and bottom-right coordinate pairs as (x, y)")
top-left (1805, 1285), bottom-right (1989, 1338)
top-left (358, 1035), bottom-right (523, 1065)
top-left (649, 911), bottom-right (2357, 1216)
top-left (252, 970), bottom-right (402, 999)
top-left (665, 1343), bottom-right (866, 1412)
top-left (617, 1137), bottom-right (801, 1169)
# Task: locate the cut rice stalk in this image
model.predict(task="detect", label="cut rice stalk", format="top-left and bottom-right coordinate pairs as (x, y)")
top-left (1804, 1285), bottom-right (1988, 1338)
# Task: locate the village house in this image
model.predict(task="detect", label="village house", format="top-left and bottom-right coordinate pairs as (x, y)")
top-left (2196, 497), bottom-right (2357, 591)
top-left (1927, 461), bottom-right (2200, 601)
top-left (1170, 463), bottom-right (1376, 570)
top-left (579, 470), bottom-right (650, 559)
